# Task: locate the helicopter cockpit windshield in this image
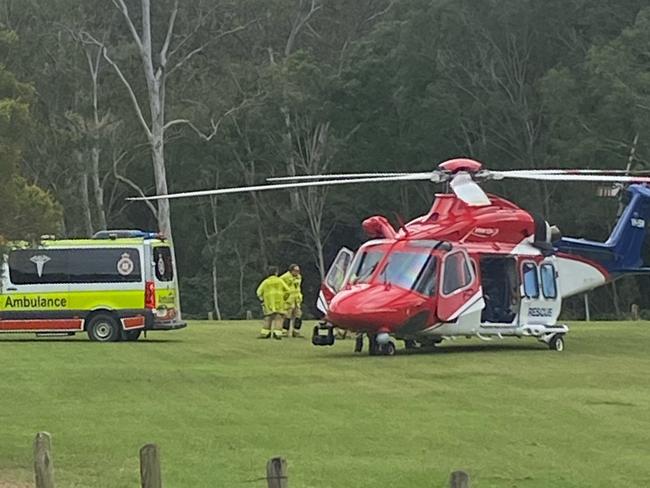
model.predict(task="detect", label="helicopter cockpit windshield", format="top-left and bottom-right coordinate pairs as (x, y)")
top-left (348, 247), bottom-right (384, 284)
top-left (347, 241), bottom-right (438, 296)
top-left (379, 251), bottom-right (437, 296)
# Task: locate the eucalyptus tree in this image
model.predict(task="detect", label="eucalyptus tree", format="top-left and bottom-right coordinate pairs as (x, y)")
top-left (87, 0), bottom-right (254, 240)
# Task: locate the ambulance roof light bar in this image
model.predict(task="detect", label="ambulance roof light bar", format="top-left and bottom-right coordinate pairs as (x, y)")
top-left (92, 230), bottom-right (165, 240)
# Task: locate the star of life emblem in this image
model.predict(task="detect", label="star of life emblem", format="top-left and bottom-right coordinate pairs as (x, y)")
top-left (117, 253), bottom-right (135, 276)
top-left (30, 255), bottom-right (51, 277)
top-left (157, 255), bottom-right (166, 277)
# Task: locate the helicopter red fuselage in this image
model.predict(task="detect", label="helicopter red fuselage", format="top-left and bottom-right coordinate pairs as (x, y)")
top-left (322, 192), bottom-right (539, 337)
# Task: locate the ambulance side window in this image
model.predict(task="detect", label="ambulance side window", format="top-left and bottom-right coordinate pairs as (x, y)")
top-left (68, 248), bottom-right (142, 283)
top-left (9, 250), bottom-right (68, 284)
top-left (8, 248), bottom-right (142, 284)
top-left (522, 262), bottom-right (539, 298)
top-left (540, 264), bottom-right (557, 299)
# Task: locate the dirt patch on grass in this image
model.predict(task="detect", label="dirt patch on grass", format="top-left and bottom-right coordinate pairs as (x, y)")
top-left (0, 481), bottom-right (31, 488)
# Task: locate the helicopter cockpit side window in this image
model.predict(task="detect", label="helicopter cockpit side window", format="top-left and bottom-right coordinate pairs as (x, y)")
top-left (442, 251), bottom-right (472, 295)
top-left (522, 262), bottom-right (539, 299)
top-left (325, 248), bottom-right (353, 293)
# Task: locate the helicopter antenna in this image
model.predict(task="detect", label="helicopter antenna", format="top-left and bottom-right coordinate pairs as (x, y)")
top-left (393, 213), bottom-right (410, 237)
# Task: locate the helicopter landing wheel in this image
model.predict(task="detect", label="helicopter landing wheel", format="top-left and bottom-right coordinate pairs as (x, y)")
top-left (354, 334), bottom-right (364, 353)
top-left (548, 334), bottom-right (565, 352)
top-left (380, 341), bottom-right (396, 356)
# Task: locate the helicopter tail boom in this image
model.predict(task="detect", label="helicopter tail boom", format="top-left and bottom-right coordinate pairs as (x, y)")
top-left (555, 184), bottom-right (650, 288)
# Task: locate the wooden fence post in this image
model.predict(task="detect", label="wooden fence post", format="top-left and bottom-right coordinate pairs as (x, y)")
top-left (246, 310), bottom-right (253, 320)
top-left (631, 303), bottom-right (640, 321)
top-left (34, 432), bottom-right (55, 488)
top-left (140, 444), bottom-right (162, 488)
top-left (266, 456), bottom-right (287, 488)
top-left (449, 470), bottom-right (470, 488)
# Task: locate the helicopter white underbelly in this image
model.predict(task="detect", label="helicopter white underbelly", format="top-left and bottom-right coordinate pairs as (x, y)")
top-left (555, 256), bottom-right (608, 298)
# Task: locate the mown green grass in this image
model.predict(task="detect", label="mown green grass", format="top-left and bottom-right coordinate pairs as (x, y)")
top-left (0, 321), bottom-right (649, 487)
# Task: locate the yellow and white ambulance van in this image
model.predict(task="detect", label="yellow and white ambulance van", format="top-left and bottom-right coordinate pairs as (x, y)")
top-left (0, 230), bottom-right (186, 341)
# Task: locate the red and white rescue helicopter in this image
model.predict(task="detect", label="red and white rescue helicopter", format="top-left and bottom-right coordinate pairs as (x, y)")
top-left (132, 158), bottom-right (650, 355)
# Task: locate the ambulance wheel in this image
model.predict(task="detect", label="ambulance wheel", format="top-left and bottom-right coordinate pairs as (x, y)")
top-left (548, 334), bottom-right (565, 352)
top-left (123, 329), bottom-right (142, 341)
top-left (87, 314), bottom-right (120, 342)
top-left (381, 341), bottom-right (396, 356)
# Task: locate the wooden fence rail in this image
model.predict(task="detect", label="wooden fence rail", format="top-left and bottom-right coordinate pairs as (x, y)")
top-left (31, 432), bottom-right (470, 487)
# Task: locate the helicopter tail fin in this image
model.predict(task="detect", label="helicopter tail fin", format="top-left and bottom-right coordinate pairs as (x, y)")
top-left (555, 184), bottom-right (650, 276)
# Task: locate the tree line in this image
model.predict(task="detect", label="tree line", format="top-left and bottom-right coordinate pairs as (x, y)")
top-left (1, 0), bottom-right (650, 319)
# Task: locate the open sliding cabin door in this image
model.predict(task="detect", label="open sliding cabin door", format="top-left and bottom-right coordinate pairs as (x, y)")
top-left (317, 247), bottom-right (353, 315)
top-left (519, 258), bottom-right (562, 326)
top-left (437, 249), bottom-right (483, 322)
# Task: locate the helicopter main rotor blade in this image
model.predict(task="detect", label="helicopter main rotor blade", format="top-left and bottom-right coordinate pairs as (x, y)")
top-left (127, 173), bottom-right (434, 201)
top-left (499, 169), bottom-right (650, 175)
top-left (492, 171), bottom-right (650, 183)
top-left (267, 172), bottom-right (430, 182)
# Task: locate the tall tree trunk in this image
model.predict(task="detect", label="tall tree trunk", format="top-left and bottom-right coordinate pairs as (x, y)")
top-left (235, 246), bottom-right (246, 310)
top-left (211, 256), bottom-right (222, 320)
top-left (151, 124), bottom-right (171, 236)
top-left (80, 172), bottom-right (94, 236)
top-left (282, 106), bottom-right (300, 210)
top-left (314, 236), bottom-right (325, 280)
top-left (90, 145), bottom-right (107, 230)
top-left (611, 281), bottom-right (621, 318)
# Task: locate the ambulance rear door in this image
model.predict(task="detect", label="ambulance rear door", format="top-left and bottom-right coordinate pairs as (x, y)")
top-left (150, 243), bottom-right (179, 321)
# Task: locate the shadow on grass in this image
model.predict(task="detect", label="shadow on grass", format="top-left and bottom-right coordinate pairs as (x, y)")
top-left (0, 337), bottom-right (182, 343)
top-left (316, 341), bottom-right (550, 358)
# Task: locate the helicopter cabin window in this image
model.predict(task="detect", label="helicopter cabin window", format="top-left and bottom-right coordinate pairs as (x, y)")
top-left (378, 252), bottom-right (437, 296)
top-left (522, 262), bottom-right (539, 299)
top-left (540, 263), bottom-right (557, 299)
top-left (348, 248), bottom-right (384, 284)
top-left (442, 252), bottom-right (472, 295)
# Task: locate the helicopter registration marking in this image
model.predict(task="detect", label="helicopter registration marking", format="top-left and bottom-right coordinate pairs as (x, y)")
top-left (631, 218), bottom-right (645, 229)
top-left (472, 227), bottom-right (498, 237)
top-left (528, 307), bottom-right (553, 318)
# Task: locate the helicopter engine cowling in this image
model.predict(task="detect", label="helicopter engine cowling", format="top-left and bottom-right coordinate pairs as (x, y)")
top-left (362, 215), bottom-right (397, 239)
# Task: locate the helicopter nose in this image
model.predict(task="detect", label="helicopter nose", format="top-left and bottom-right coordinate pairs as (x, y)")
top-left (327, 284), bottom-right (429, 332)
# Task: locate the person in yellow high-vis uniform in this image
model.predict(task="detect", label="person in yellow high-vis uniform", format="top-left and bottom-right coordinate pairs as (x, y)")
top-left (256, 266), bottom-right (290, 339)
top-left (280, 264), bottom-right (303, 337)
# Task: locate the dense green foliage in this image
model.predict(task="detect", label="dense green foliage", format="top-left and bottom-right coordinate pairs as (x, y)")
top-left (0, 321), bottom-right (649, 487)
top-left (0, 28), bottom-right (61, 240)
top-left (2, 1), bottom-right (650, 317)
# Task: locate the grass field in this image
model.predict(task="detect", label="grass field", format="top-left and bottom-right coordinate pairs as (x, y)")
top-left (1, 321), bottom-right (649, 487)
